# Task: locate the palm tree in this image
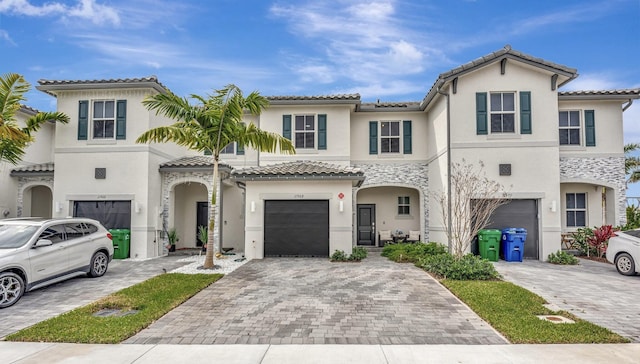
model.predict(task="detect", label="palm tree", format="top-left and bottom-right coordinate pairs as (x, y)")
top-left (137, 84), bottom-right (295, 268)
top-left (0, 73), bottom-right (69, 164)
top-left (625, 143), bottom-right (640, 183)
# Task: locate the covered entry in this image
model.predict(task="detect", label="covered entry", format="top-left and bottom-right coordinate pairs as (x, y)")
top-left (264, 200), bottom-right (329, 257)
top-left (485, 199), bottom-right (539, 259)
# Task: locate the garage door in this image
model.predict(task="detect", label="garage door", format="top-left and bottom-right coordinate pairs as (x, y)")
top-left (73, 201), bottom-right (131, 230)
top-left (264, 200), bottom-right (329, 257)
top-left (485, 199), bottom-right (539, 259)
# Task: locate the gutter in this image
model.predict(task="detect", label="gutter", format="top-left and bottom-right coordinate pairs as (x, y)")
top-left (623, 99), bottom-right (634, 112)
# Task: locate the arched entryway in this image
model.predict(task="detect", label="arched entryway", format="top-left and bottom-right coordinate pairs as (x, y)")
top-left (23, 185), bottom-right (52, 218)
top-left (170, 181), bottom-right (208, 250)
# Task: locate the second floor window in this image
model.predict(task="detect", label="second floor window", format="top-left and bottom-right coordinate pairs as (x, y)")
top-left (490, 92), bottom-right (515, 133)
top-left (220, 143), bottom-right (234, 154)
top-left (93, 101), bottom-right (115, 139)
top-left (295, 115), bottom-right (315, 149)
top-left (559, 111), bottom-right (581, 145)
top-left (566, 193), bottom-right (586, 227)
top-left (381, 121), bottom-right (400, 153)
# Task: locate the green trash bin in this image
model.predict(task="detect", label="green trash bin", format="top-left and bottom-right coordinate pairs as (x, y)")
top-left (477, 229), bottom-right (501, 262)
top-left (109, 229), bottom-right (130, 259)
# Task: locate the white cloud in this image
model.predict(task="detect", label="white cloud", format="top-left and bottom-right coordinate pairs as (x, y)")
top-left (0, 0), bottom-right (119, 26)
top-left (0, 29), bottom-right (16, 45)
top-left (561, 73), bottom-right (619, 91)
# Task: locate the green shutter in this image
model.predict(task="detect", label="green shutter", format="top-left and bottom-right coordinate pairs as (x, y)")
top-left (403, 120), bottom-right (412, 154)
top-left (116, 100), bottom-right (127, 140)
top-left (369, 121), bottom-right (378, 154)
top-left (318, 114), bottom-right (327, 150)
top-left (78, 100), bottom-right (88, 140)
top-left (520, 91), bottom-right (531, 134)
top-left (283, 115), bottom-right (292, 140)
top-left (476, 93), bottom-right (488, 135)
top-left (585, 110), bottom-right (596, 146)
top-left (236, 143), bottom-right (244, 155)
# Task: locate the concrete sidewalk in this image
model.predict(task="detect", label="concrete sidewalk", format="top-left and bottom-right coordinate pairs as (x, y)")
top-left (4, 342), bottom-right (640, 363)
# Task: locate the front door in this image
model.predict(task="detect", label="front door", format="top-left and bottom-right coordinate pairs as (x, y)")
top-left (196, 202), bottom-right (208, 247)
top-left (357, 204), bottom-right (376, 246)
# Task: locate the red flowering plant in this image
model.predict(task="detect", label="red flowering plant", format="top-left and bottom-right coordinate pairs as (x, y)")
top-left (587, 225), bottom-right (617, 258)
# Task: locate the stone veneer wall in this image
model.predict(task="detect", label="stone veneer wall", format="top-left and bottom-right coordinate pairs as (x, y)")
top-left (352, 162), bottom-right (429, 241)
top-left (16, 176), bottom-right (54, 217)
top-left (161, 171), bottom-right (222, 254)
top-left (559, 156), bottom-right (626, 225)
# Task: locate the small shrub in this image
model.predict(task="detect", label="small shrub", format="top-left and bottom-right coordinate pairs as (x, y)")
top-left (419, 253), bottom-right (500, 280)
top-left (381, 242), bottom-right (447, 263)
top-left (331, 250), bottom-right (348, 261)
top-left (350, 246), bottom-right (368, 261)
top-left (547, 250), bottom-right (579, 265)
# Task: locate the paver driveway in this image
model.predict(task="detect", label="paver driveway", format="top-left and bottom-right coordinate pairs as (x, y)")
top-left (0, 256), bottom-right (189, 338)
top-left (126, 254), bottom-right (507, 345)
top-left (495, 258), bottom-right (640, 343)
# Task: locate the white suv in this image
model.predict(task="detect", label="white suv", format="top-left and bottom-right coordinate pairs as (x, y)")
top-left (0, 218), bottom-right (114, 308)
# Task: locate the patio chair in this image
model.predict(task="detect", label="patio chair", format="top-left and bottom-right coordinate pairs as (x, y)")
top-left (378, 230), bottom-right (393, 247)
top-left (406, 230), bottom-right (421, 243)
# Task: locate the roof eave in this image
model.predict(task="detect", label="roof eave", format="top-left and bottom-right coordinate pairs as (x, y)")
top-left (558, 93), bottom-right (640, 101)
top-left (231, 174), bottom-right (365, 187)
top-left (10, 171), bottom-right (54, 177)
top-left (267, 99), bottom-right (361, 106)
top-left (36, 81), bottom-right (169, 97)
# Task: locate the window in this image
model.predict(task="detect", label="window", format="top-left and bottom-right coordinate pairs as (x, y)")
top-left (295, 115), bottom-right (315, 149)
top-left (220, 143), bottom-right (234, 154)
top-left (398, 196), bottom-right (410, 215)
top-left (490, 92), bottom-right (515, 133)
top-left (92, 101), bottom-right (115, 139)
top-left (38, 224), bottom-right (66, 244)
top-left (559, 111), bottom-right (581, 145)
top-left (381, 121), bottom-right (400, 153)
top-left (566, 193), bottom-right (586, 227)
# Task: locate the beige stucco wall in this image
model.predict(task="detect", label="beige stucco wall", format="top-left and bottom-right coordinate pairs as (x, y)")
top-left (221, 183), bottom-right (245, 252)
top-left (350, 111), bottom-right (428, 163)
top-left (243, 180), bottom-right (354, 260)
top-left (258, 105), bottom-right (353, 165)
top-left (356, 186), bottom-right (420, 236)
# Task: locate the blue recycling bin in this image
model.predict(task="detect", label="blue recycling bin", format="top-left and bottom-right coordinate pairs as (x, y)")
top-left (502, 228), bottom-right (526, 262)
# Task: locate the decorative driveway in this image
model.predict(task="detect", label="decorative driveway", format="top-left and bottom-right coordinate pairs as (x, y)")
top-left (125, 254), bottom-right (507, 345)
top-left (0, 256), bottom-right (189, 338)
top-left (495, 258), bottom-right (640, 343)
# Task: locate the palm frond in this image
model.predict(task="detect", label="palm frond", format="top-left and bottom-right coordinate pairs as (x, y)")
top-left (0, 73), bottom-right (29, 125)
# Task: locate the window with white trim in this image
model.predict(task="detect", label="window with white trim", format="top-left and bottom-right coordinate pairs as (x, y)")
top-left (295, 115), bottom-right (315, 149)
top-left (220, 143), bottom-right (234, 154)
top-left (566, 193), bottom-right (586, 227)
top-left (92, 100), bottom-right (115, 139)
top-left (398, 196), bottom-right (410, 215)
top-left (381, 121), bottom-right (400, 153)
top-left (490, 92), bottom-right (515, 133)
top-left (559, 110), bottom-right (581, 145)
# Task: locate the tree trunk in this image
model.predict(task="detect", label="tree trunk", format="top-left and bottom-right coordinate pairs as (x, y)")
top-left (202, 158), bottom-right (219, 269)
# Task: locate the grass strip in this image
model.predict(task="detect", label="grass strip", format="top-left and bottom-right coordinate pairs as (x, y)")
top-left (6, 273), bottom-right (222, 344)
top-left (442, 280), bottom-right (628, 344)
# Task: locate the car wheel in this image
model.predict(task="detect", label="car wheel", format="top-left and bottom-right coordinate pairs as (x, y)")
top-left (88, 251), bottom-right (109, 278)
top-left (0, 272), bottom-right (25, 309)
top-left (614, 253), bottom-right (636, 276)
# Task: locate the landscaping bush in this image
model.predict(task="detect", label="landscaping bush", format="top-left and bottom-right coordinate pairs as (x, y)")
top-left (547, 250), bottom-right (579, 265)
top-left (331, 247), bottom-right (368, 262)
top-left (381, 242), bottom-right (446, 263)
top-left (419, 253), bottom-right (500, 280)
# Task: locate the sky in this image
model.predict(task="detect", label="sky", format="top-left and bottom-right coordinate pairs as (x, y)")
top-left (1, 0), bottom-right (640, 189)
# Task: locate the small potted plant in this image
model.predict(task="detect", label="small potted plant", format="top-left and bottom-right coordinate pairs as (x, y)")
top-left (167, 228), bottom-right (178, 252)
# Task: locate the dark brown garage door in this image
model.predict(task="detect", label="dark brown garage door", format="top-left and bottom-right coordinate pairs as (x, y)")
top-left (264, 200), bottom-right (329, 257)
top-left (485, 199), bottom-right (539, 259)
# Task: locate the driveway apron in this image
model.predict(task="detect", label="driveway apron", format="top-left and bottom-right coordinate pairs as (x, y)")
top-left (495, 259), bottom-right (640, 343)
top-left (126, 254), bottom-right (506, 345)
top-left (0, 256), bottom-right (189, 338)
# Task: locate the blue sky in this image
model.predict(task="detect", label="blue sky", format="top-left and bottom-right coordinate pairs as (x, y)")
top-left (1, 2), bottom-right (639, 151)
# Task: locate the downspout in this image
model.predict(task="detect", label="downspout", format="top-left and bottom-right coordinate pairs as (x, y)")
top-left (437, 83), bottom-right (452, 253)
top-left (623, 99), bottom-right (633, 112)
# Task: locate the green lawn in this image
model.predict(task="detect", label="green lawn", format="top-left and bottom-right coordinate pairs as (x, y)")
top-left (6, 273), bottom-right (222, 344)
top-left (442, 280), bottom-right (628, 344)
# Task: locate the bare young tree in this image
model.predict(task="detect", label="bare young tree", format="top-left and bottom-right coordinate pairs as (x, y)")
top-left (436, 160), bottom-right (510, 259)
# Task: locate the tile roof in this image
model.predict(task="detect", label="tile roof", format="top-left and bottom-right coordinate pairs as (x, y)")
top-left (267, 94), bottom-right (361, 105)
top-left (159, 156), bottom-right (231, 172)
top-left (37, 76), bottom-right (169, 95)
top-left (10, 162), bottom-right (54, 176)
top-left (19, 105), bottom-right (39, 115)
top-left (558, 89), bottom-right (640, 98)
top-left (232, 161), bottom-right (365, 186)
top-left (420, 45), bottom-right (579, 110)
top-left (359, 101), bottom-right (422, 111)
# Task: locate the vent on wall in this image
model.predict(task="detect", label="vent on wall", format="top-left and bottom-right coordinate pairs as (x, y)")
top-left (95, 168), bottom-right (106, 179)
top-left (499, 164), bottom-right (511, 176)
